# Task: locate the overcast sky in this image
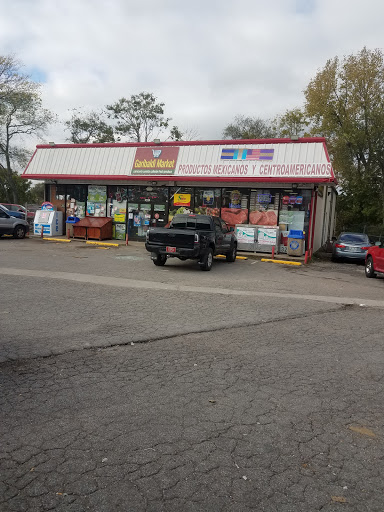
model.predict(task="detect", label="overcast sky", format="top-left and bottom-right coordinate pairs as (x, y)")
top-left (1, 0), bottom-right (384, 148)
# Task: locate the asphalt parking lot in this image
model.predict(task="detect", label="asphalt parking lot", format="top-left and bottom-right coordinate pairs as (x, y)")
top-left (1, 237), bottom-right (383, 511)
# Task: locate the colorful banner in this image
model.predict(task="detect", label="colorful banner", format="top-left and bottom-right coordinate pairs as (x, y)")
top-left (221, 148), bottom-right (275, 161)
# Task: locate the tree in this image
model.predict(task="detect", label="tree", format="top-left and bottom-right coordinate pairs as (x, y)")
top-left (168, 125), bottom-right (200, 141)
top-left (0, 163), bottom-right (39, 204)
top-left (304, 47), bottom-right (384, 226)
top-left (65, 109), bottom-right (116, 143)
top-left (272, 108), bottom-right (311, 138)
top-left (28, 182), bottom-right (44, 204)
top-left (0, 55), bottom-right (56, 203)
top-left (106, 92), bottom-right (172, 142)
top-left (169, 125), bottom-right (183, 141)
top-left (222, 115), bottom-right (275, 140)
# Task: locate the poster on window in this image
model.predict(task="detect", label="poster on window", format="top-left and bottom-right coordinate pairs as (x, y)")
top-left (88, 186), bottom-right (107, 202)
top-left (174, 193), bottom-right (191, 206)
top-left (203, 190), bottom-right (214, 206)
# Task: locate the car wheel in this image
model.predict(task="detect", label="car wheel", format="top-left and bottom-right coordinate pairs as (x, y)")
top-left (365, 256), bottom-right (376, 278)
top-left (153, 254), bottom-right (167, 266)
top-left (226, 244), bottom-right (237, 262)
top-left (13, 225), bottom-right (26, 239)
top-left (200, 248), bottom-right (213, 271)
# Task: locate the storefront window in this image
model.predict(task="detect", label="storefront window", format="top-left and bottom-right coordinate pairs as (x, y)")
top-left (221, 188), bottom-right (249, 228)
top-left (194, 188), bottom-right (221, 217)
top-left (128, 186), bottom-right (169, 239)
top-left (66, 185), bottom-right (87, 218)
top-left (169, 187), bottom-right (194, 222)
top-left (107, 186), bottom-right (128, 239)
top-left (249, 189), bottom-right (279, 226)
top-left (86, 186), bottom-right (107, 217)
top-left (278, 189), bottom-right (312, 253)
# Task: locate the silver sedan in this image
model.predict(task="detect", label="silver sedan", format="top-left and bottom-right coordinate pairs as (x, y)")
top-left (332, 232), bottom-right (372, 262)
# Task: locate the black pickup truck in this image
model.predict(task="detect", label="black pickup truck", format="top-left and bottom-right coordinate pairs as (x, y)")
top-left (145, 214), bottom-right (237, 271)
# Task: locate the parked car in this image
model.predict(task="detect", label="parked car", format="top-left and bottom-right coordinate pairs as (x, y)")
top-left (0, 203), bottom-right (27, 220)
top-left (365, 241), bottom-right (384, 278)
top-left (145, 214), bottom-right (237, 271)
top-left (25, 204), bottom-right (40, 220)
top-left (332, 232), bottom-right (372, 262)
top-left (0, 204), bottom-right (30, 238)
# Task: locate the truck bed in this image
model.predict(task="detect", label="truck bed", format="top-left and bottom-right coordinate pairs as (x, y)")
top-left (147, 228), bottom-right (196, 249)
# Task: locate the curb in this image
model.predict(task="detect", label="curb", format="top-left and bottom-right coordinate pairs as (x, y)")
top-left (43, 238), bottom-right (71, 243)
top-left (86, 241), bottom-right (119, 247)
top-left (216, 255), bottom-right (248, 261)
top-left (261, 258), bottom-right (302, 266)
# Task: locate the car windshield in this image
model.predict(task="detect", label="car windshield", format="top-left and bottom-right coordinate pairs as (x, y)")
top-left (339, 233), bottom-right (369, 244)
top-left (171, 216), bottom-right (211, 230)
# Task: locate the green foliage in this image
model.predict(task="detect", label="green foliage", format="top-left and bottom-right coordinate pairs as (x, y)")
top-left (222, 115), bottom-right (274, 139)
top-left (169, 125), bottom-right (183, 141)
top-left (271, 108), bottom-right (311, 138)
top-left (65, 109), bottom-right (116, 143)
top-left (304, 47), bottom-right (384, 226)
top-left (0, 165), bottom-right (38, 204)
top-left (106, 92), bottom-right (171, 142)
top-left (28, 182), bottom-right (44, 204)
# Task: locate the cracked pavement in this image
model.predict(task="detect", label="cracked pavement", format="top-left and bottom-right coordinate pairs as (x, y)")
top-left (1, 238), bottom-right (384, 511)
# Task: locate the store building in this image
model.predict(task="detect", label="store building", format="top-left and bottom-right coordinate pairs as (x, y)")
top-left (22, 137), bottom-right (337, 254)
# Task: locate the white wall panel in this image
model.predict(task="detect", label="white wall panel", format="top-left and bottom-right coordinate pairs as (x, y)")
top-left (24, 142), bottom-right (333, 180)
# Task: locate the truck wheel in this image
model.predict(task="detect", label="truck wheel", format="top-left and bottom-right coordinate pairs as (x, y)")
top-left (365, 256), bottom-right (376, 278)
top-left (226, 244), bottom-right (237, 262)
top-left (13, 226), bottom-right (26, 239)
top-left (153, 254), bottom-right (167, 266)
top-left (200, 248), bottom-right (213, 271)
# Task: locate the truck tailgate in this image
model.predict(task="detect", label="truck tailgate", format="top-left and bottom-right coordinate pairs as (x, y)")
top-left (148, 228), bottom-right (196, 249)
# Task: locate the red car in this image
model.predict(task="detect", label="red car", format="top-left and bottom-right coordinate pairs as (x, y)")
top-left (0, 203), bottom-right (36, 220)
top-left (365, 242), bottom-right (384, 278)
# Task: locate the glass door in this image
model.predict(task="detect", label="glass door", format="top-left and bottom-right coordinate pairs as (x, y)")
top-left (151, 203), bottom-right (167, 228)
top-left (128, 186), bottom-right (168, 240)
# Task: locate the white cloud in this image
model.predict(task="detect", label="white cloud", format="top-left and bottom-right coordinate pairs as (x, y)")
top-left (0, 0), bottom-right (383, 148)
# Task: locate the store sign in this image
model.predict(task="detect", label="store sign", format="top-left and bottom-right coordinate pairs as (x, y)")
top-left (177, 161), bottom-right (334, 179)
top-left (41, 201), bottom-right (54, 210)
top-left (176, 143), bottom-right (334, 179)
top-left (174, 193), bottom-right (191, 206)
top-left (132, 147), bottom-right (179, 175)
